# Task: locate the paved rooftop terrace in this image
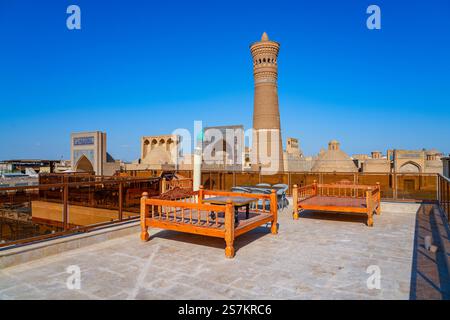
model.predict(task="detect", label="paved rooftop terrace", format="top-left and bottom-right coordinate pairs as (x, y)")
top-left (1, 202), bottom-right (449, 299)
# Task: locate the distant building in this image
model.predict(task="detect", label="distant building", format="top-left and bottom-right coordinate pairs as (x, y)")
top-left (441, 156), bottom-right (450, 178)
top-left (352, 154), bottom-right (370, 161)
top-left (244, 147), bottom-right (252, 170)
top-left (388, 149), bottom-right (443, 174)
top-left (361, 151), bottom-right (391, 173)
top-left (177, 153), bottom-right (194, 171)
top-left (53, 160), bottom-right (72, 173)
top-left (352, 154), bottom-right (370, 170)
top-left (71, 131), bottom-right (120, 176)
top-left (354, 149), bottom-right (444, 174)
top-left (141, 134), bottom-right (180, 168)
top-left (125, 134), bottom-right (181, 171)
top-left (202, 125), bottom-right (245, 171)
top-left (311, 140), bottom-right (358, 173)
top-left (0, 159), bottom-right (59, 174)
top-left (0, 171), bottom-right (38, 188)
top-left (283, 138), bottom-right (312, 172)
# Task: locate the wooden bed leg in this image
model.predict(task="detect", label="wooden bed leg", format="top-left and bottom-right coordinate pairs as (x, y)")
top-left (367, 212), bottom-right (374, 227)
top-left (224, 200), bottom-right (235, 258)
top-left (366, 189), bottom-right (374, 227)
top-left (225, 240), bottom-right (235, 258)
top-left (294, 208), bottom-right (303, 220)
top-left (293, 184), bottom-right (299, 220)
top-left (140, 192), bottom-right (150, 241)
top-left (270, 189), bottom-right (278, 234)
top-left (141, 229), bottom-right (150, 241)
top-left (376, 182), bottom-right (381, 215)
top-left (271, 225), bottom-right (278, 234)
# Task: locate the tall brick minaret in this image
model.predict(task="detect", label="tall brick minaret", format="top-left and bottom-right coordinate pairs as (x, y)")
top-left (250, 32), bottom-right (284, 173)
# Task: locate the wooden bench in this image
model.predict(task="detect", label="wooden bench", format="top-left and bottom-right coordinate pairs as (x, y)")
top-left (292, 181), bottom-right (381, 227)
top-left (140, 186), bottom-right (278, 258)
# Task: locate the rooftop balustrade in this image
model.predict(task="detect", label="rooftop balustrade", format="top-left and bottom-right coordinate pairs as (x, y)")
top-left (0, 177), bottom-right (160, 247)
top-left (0, 170), bottom-right (447, 249)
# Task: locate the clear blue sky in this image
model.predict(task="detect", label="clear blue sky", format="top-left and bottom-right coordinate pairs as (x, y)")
top-left (1, 0), bottom-right (449, 162)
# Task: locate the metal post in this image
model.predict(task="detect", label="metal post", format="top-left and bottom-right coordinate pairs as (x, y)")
top-left (288, 172), bottom-right (291, 196)
top-left (439, 175), bottom-right (442, 205)
top-left (118, 182), bottom-right (123, 221)
top-left (63, 183), bottom-right (68, 230)
top-left (393, 173), bottom-right (398, 200)
top-left (442, 176), bottom-right (446, 217)
top-left (446, 180), bottom-right (449, 222)
top-left (443, 178), bottom-right (446, 218)
top-left (443, 176), bottom-right (446, 213)
top-left (209, 171), bottom-right (212, 190)
top-left (437, 175), bottom-right (440, 204)
top-left (442, 177), bottom-right (445, 210)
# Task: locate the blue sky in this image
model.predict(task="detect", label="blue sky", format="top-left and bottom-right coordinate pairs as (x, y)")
top-left (0, 0), bottom-right (449, 162)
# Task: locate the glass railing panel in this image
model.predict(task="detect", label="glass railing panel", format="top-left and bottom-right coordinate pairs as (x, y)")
top-left (396, 174), bottom-right (437, 200)
top-left (0, 185), bottom-right (63, 245)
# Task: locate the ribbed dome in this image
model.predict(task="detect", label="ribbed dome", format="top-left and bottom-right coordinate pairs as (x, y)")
top-left (312, 140), bottom-right (358, 173)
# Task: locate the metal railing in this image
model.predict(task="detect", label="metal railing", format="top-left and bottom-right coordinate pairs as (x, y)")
top-left (193, 171), bottom-right (438, 201)
top-left (1, 170), bottom-right (444, 248)
top-left (438, 174), bottom-right (450, 222)
top-left (0, 177), bottom-right (161, 247)
top-left (112, 169), bottom-right (442, 201)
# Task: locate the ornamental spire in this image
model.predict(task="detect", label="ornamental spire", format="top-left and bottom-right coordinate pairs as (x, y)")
top-left (261, 32), bottom-right (269, 41)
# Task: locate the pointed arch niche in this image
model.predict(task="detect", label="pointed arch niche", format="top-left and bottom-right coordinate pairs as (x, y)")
top-left (75, 155), bottom-right (94, 172)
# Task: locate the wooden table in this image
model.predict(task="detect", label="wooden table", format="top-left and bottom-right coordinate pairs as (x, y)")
top-left (203, 196), bottom-right (257, 223)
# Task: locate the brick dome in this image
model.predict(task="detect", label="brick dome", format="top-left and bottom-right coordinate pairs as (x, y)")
top-left (312, 140), bottom-right (358, 173)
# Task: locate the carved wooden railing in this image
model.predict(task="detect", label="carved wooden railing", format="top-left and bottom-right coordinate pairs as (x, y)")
top-left (293, 184), bottom-right (316, 203)
top-left (161, 177), bottom-right (193, 194)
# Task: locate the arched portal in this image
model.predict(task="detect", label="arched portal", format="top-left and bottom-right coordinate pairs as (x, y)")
top-left (399, 161), bottom-right (421, 173)
top-left (75, 155), bottom-right (94, 172)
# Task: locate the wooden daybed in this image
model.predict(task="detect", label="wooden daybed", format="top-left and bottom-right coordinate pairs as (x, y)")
top-left (292, 181), bottom-right (381, 227)
top-left (140, 186), bottom-right (278, 258)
